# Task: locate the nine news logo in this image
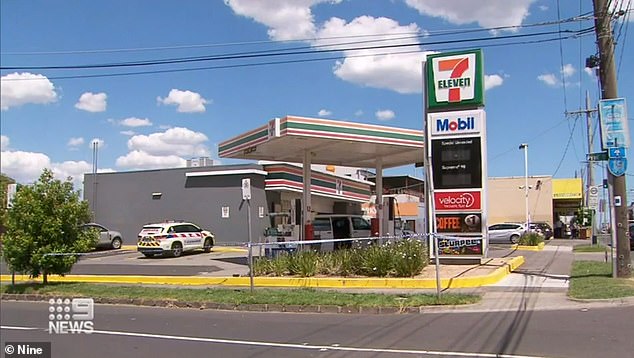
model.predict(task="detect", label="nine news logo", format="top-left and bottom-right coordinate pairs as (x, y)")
top-left (48, 298), bottom-right (94, 334)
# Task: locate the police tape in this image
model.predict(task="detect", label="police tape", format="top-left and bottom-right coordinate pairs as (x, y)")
top-left (242, 233), bottom-right (483, 250)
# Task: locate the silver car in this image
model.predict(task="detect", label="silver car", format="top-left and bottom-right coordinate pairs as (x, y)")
top-left (487, 223), bottom-right (525, 244)
top-left (81, 223), bottom-right (123, 249)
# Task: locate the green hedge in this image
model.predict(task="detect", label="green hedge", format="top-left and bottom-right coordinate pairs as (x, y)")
top-left (253, 238), bottom-right (429, 278)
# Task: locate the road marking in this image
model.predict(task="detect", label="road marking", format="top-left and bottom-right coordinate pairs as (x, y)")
top-left (0, 326), bottom-right (40, 331)
top-left (1, 325), bottom-right (550, 358)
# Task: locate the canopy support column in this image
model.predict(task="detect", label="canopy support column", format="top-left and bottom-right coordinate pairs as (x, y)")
top-left (376, 157), bottom-right (384, 237)
top-left (303, 150), bottom-right (313, 241)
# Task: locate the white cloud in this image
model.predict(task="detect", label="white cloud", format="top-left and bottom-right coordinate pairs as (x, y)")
top-left (120, 117), bottom-right (152, 127)
top-left (75, 92), bottom-right (107, 112)
top-left (0, 140), bottom-right (114, 188)
top-left (1, 72), bottom-right (58, 110)
top-left (484, 74), bottom-right (504, 90)
top-left (537, 64), bottom-right (577, 87)
top-left (354, 110), bottom-right (364, 117)
top-left (375, 109), bottom-right (395, 121)
top-left (539, 5), bottom-right (548, 11)
top-left (1, 135), bottom-right (9, 151)
top-left (537, 73), bottom-right (559, 87)
top-left (126, 127), bottom-right (209, 157)
top-left (584, 67), bottom-right (596, 77)
top-left (404, 0), bottom-right (535, 30)
top-left (225, 0), bottom-right (336, 41)
top-left (318, 109), bottom-right (332, 116)
top-left (0, 150), bottom-right (51, 183)
top-left (67, 137), bottom-right (85, 149)
top-left (89, 138), bottom-right (105, 149)
top-left (223, 1), bottom-right (534, 94)
top-left (317, 16), bottom-right (430, 94)
top-left (120, 130), bottom-right (136, 136)
top-left (116, 150), bottom-right (187, 170)
top-left (157, 89), bottom-right (210, 113)
top-left (561, 64), bottom-right (576, 78)
top-left (51, 161), bottom-right (93, 188)
top-left (116, 127), bottom-right (210, 170)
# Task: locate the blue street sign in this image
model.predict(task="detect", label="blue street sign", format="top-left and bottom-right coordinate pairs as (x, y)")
top-left (608, 157), bottom-right (627, 176)
top-left (608, 147), bottom-right (626, 158)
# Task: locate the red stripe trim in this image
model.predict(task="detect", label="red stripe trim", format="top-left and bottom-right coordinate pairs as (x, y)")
top-left (285, 129), bottom-right (423, 146)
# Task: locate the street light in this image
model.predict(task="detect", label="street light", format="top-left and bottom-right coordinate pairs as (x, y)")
top-left (519, 143), bottom-right (529, 231)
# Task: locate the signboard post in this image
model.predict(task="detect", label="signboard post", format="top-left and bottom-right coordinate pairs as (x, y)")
top-left (242, 178), bottom-right (254, 293)
top-left (425, 49), bottom-right (487, 264)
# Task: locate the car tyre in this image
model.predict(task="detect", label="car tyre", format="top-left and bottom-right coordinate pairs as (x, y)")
top-left (203, 237), bottom-right (214, 253)
top-left (171, 242), bottom-right (183, 257)
top-left (111, 237), bottom-right (122, 250)
top-left (510, 234), bottom-right (520, 244)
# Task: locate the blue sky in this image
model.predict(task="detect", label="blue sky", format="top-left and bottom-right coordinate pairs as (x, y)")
top-left (1, 0), bottom-right (633, 196)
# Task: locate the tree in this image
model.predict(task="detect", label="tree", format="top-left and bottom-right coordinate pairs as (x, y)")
top-left (2, 169), bottom-right (97, 283)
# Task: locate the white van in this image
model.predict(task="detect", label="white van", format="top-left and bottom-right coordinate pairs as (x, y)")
top-left (312, 214), bottom-right (373, 251)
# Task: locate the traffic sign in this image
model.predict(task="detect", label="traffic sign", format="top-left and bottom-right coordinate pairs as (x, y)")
top-left (586, 151), bottom-right (608, 161)
top-left (608, 147), bottom-right (626, 158)
top-left (241, 178), bottom-right (252, 200)
top-left (588, 186), bottom-right (599, 210)
top-left (608, 158), bottom-right (627, 176)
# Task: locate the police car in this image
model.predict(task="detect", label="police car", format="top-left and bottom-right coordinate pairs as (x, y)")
top-left (137, 221), bottom-right (215, 258)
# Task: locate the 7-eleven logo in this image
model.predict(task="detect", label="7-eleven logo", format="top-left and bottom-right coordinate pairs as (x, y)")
top-left (433, 53), bottom-right (477, 103)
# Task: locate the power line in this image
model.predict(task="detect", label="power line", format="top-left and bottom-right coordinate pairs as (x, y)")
top-left (552, 114), bottom-right (581, 177)
top-left (1, 32), bottom-right (591, 82)
top-left (0, 28), bottom-right (593, 71)
top-left (1, 14), bottom-right (595, 57)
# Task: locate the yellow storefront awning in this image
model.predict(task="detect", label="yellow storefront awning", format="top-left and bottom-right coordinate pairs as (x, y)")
top-left (552, 178), bottom-right (583, 199)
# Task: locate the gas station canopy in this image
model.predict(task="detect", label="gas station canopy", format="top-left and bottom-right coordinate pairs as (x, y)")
top-left (219, 116), bottom-right (424, 168)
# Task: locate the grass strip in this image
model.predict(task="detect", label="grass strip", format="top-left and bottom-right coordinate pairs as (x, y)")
top-left (1, 282), bottom-right (480, 307)
top-left (569, 260), bottom-right (634, 299)
top-left (573, 245), bottom-right (608, 253)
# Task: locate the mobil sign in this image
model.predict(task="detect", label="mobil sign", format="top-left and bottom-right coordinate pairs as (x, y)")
top-left (426, 49), bottom-right (484, 110)
top-left (429, 109), bottom-right (483, 137)
top-left (434, 191), bottom-right (481, 211)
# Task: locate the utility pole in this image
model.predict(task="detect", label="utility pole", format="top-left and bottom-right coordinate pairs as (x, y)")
top-left (593, 0), bottom-right (631, 277)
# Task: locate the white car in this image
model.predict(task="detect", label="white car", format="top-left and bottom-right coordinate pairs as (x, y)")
top-left (137, 221), bottom-right (215, 258)
top-left (487, 223), bottom-right (525, 244)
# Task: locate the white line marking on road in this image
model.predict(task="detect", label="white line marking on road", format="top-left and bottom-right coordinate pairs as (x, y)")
top-left (1, 325), bottom-right (551, 358)
top-left (0, 326), bottom-right (40, 330)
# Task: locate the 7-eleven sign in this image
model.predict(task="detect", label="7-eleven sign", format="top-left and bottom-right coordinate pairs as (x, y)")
top-left (426, 49), bottom-right (484, 110)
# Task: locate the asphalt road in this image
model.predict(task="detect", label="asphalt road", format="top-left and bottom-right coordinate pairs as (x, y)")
top-left (2, 301), bottom-right (633, 358)
top-left (0, 249), bottom-right (248, 277)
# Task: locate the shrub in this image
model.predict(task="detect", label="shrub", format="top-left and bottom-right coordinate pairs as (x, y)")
top-left (519, 232), bottom-right (544, 246)
top-left (331, 248), bottom-right (361, 276)
top-left (287, 250), bottom-right (319, 277)
top-left (392, 238), bottom-right (428, 277)
top-left (252, 257), bottom-right (273, 276)
top-left (253, 238), bottom-right (431, 278)
top-left (270, 253), bottom-right (289, 276)
top-left (359, 244), bottom-right (393, 277)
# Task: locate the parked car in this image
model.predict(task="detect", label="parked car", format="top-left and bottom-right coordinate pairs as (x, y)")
top-left (629, 224), bottom-right (634, 250)
top-left (487, 223), bottom-right (525, 244)
top-left (313, 214), bottom-right (373, 250)
top-left (80, 223), bottom-right (123, 250)
top-left (137, 221), bottom-right (215, 258)
top-left (530, 222), bottom-right (553, 240)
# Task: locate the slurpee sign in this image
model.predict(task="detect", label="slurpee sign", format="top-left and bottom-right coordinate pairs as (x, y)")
top-left (426, 49), bottom-right (484, 110)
